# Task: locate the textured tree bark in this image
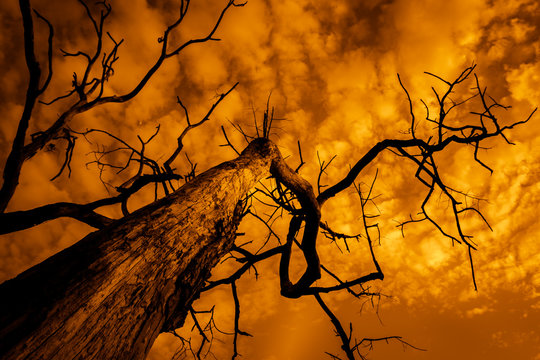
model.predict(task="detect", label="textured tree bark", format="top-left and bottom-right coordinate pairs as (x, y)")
top-left (0, 139), bottom-right (278, 360)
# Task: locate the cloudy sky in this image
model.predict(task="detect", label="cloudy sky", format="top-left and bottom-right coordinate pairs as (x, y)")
top-left (1, 0), bottom-right (539, 359)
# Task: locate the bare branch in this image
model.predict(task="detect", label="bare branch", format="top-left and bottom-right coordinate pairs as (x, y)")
top-left (231, 281), bottom-right (252, 360)
top-left (33, 10), bottom-right (54, 94)
top-left (0, 173), bottom-right (180, 234)
top-left (397, 74), bottom-right (416, 139)
top-left (351, 336), bottom-right (426, 354)
top-left (295, 140), bottom-right (305, 173)
top-left (1, 0), bottom-right (242, 214)
top-left (314, 293), bottom-right (355, 360)
top-left (164, 83), bottom-right (239, 173)
top-left (220, 126), bottom-right (240, 155)
top-left (0, 0), bottom-right (44, 213)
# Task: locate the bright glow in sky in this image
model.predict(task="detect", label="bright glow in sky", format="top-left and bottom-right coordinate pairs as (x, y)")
top-left (1, 0), bottom-right (539, 359)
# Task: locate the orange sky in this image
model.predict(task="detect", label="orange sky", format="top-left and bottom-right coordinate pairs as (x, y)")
top-left (1, 0), bottom-right (539, 359)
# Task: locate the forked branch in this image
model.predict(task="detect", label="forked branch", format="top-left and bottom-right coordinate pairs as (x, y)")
top-left (0, 0), bottom-right (242, 213)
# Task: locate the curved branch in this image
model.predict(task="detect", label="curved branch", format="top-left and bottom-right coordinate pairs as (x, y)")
top-left (33, 10), bottom-right (54, 94)
top-left (270, 151), bottom-right (321, 298)
top-left (0, 0), bottom-right (43, 213)
top-left (0, 173), bottom-right (180, 234)
top-left (0, 203), bottom-right (114, 233)
top-left (202, 245), bottom-right (284, 292)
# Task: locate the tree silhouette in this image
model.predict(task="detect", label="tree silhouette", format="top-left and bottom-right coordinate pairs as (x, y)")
top-left (0, 1), bottom-right (536, 359)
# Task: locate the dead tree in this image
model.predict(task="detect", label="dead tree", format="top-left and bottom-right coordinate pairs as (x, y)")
top-left (0, 1), bottom-right (536, 359)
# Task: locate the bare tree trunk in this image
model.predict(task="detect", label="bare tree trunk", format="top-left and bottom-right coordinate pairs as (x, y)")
top-left (0, 139), bottom-right (276, 360)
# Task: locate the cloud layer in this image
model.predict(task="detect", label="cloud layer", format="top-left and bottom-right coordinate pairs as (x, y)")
top-left (1, 0), bottom-right (539, 358)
